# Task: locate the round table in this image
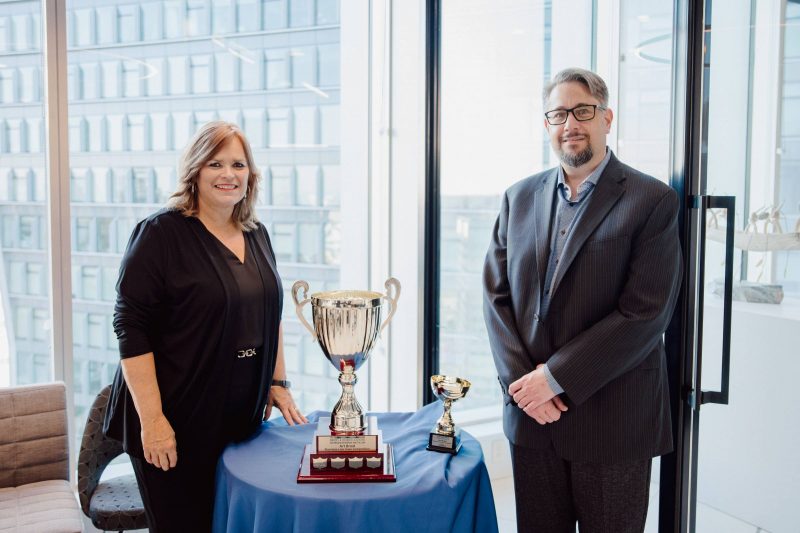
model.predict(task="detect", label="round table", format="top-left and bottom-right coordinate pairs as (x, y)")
top-left (212, 402), bottom-right (499, 532)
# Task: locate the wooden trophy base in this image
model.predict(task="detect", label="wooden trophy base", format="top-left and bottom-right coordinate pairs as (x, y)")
top-left (296, 416), bottom-right (397, 483)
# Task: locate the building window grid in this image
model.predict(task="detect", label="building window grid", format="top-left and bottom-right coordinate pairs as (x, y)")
top-left (3, 0), bottom-right (344, 449)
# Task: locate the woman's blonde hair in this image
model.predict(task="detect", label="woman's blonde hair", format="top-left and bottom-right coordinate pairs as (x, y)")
top-left (168, 121), bottom-right (261, 231)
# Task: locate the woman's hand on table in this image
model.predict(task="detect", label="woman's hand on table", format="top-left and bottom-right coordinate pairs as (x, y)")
top-left (265, 386), bottom-right (308, 425)
top-left (141, 413), bottom-right (178, 471)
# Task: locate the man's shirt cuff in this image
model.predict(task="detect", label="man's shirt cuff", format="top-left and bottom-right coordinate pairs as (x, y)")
top-left (543, 364), bottom-right (565, 395)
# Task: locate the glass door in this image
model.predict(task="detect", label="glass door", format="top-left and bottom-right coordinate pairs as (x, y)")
top-left (679, 0), bottom-right (800, 531)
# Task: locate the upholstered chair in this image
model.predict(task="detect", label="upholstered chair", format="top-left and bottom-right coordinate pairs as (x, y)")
top-left (0, 382), bottom-right (83, 533)
top-left (77, 385), bottom-right (147, 532)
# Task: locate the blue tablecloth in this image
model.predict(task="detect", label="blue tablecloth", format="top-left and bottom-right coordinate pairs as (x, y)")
top-left (212, 402), bottom-right (498, 533)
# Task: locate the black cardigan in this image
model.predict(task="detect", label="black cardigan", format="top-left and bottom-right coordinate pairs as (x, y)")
top-left (103, 208), bottom-right (283, 460)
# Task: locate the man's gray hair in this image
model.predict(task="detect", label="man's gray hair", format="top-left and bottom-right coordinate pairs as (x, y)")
top-left (543, 68), bottom-right (609, 108)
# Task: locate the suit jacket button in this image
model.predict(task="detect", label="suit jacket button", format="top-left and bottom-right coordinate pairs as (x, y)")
top-left (533, 314), bottom-right (540, 321)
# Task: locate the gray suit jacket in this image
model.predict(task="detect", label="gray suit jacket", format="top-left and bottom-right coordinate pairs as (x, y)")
top-left (483, 153), bottom-right (681, 464)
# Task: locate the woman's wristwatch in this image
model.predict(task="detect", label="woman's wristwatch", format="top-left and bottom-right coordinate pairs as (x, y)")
top-left (271, 379), bottom-right (291, 389)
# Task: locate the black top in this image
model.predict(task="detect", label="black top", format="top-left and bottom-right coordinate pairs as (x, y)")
top-left (210, 232), bottom-right (267, 350)
top-left (103, 208), bottom-right (283, 460)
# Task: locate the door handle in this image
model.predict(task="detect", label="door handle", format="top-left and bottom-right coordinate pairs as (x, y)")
top-left (692, 195), bottom-right (735, 406)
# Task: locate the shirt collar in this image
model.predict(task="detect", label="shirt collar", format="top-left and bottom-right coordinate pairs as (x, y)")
top-left (557, 147), bottom-right (612, 193)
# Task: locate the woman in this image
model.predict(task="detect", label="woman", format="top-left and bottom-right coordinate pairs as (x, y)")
top-left (103, 121), bottom-right (307, 532)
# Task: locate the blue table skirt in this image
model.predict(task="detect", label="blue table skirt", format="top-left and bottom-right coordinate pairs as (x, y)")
top-left (212, 402), bottom-right (499, 533)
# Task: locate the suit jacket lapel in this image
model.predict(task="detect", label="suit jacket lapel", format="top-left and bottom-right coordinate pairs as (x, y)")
top-left (549, 158), bottom-right (626, 298)
top-left (533, 169), bottom-right (558, 296)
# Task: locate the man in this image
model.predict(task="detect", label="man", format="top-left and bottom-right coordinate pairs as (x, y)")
top-left (483, 68), bottom-right (681, 532)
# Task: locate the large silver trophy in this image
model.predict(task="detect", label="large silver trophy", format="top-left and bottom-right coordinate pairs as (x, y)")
top-left (292, 278), bottom-right (401, 435)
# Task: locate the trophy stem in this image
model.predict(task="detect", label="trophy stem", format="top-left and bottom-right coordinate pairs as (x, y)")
top-left (436, 399), bottom-right (456, 435)
top-left (330, 368), bottom-right (366, 435)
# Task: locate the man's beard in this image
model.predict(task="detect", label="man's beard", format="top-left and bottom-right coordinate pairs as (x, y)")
top-left (558, 144), bottom-right (593, 168)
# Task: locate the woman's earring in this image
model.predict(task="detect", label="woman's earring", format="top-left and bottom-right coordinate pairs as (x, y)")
top-left (191, 182), bottom-right (196, 194)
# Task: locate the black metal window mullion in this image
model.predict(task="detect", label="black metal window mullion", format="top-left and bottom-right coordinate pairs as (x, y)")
top-left (422, 0), bottom-right (441, 405)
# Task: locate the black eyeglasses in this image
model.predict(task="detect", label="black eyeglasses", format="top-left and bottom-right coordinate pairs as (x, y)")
top-left (544, 104), bottom-right (606, 125)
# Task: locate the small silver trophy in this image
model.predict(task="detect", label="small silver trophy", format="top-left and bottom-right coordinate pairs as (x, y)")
top-left (427, 375), bottom-right (471, 454)
top-left (292, 278), bottom-right (401, 435)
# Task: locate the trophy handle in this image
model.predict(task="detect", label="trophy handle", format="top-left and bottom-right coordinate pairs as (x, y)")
top-left (291, 280), bottom-right (316, 340)
top-left (379, 277), bottom-right (401, 334)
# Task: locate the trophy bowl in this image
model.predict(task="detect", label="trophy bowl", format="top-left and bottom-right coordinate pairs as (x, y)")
top-left (292, 278), bottom-right (401, 434)
top-left (430, 375), bottom-right (471, 435)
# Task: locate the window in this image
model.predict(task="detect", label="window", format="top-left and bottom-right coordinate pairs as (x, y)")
top-left (87, 314), bottom-right (105, 348)
top-left (168, 57), bottom-right (188, 95)
top-left (0, 16), bottom-right (10, 52)
top-left (127, 114), bottom-right (148, 151)
top-left (186, 0), bottom-right (208, 36)
top-left (112, 168), bottom-right (131, 202)
top-left (324, 218), bottom-right (340, 265)
top-left (7, 119), bottom-right (24, 152)
top-left (32, 309), bottom-right (48, 342)
top-left (12, 15), bottom-right (31, 51)
top-left (15, 307), bottom-right (31, 339)
top-left (212, 0), bottom-right (233, 34)
top-left (68, 117), bottom-right (85, 152)
top-left (172, 112), bottom-right (192, 149)
top-left (240, 56), bottom-right (261, 91)
top-left (296, 166), bottom-right (319, 206)
top-left (102, 267), bottom-right (117, 301)
top-left (290, 0), bottom-right (314, 28)
top-left (19, 67), bottom-right (40, 103)
top-left (141, 2), bottom-right (162, 41)
top-left (96, 218), bottom-right (112, 253)
top-left (236, 0), bottom-right (260, 32)
top-left (81, 266), bottom-right (99, 300)
top-left (73, 9), bottom-right (94, 46)
top-left (122, 61), bottom-right (141, 97)
top-left (132, 168), bottom-right (152, 203)
top-left (318, 44), bottom-right (340, 86)
top-left (316, 0), bottom-right (338, 25)
top-left (80, 63), bottom-right (99, 100)
top-left (270, 166), bottom-right (293, 205)
top-left (0, 69), bottom-right (16, 104)
top-left (86, 116), bottom-right (104, 152)
top-left (263, 0), bottom-right (287, 30)
top-left (12, 169), bottom-right (30, 202)
top-left (25, 117), bottom-right (44, 153)
top-left (298, 223), bottom-right (321, 263)
top-left (19, 215), bottom-right (37, 249)
top-left (106, 115), bottom-right (125, 151)
top-left (215, 53), bottom-right (237, 92)
top-left (155, 167), bottom-right (174, 203)
top-left (96, 7), bottom-right (116, 44)
top-left (145, 58), bottom-right (165, 96)
top-left (150, 113), bottom-right (171, 150)
top-left (267, 108), bottom-right (290, 146)
top-left (293, 106), bottom-right (317, 145)
top-left (117, 5), bottom-right (139, 43)
top-left (319, 105), bottom-right (339, 146)
top-left (243, 109), bottom-right (265, 147)
top-left (265, 50), bottom-right (290, 89)
top-left (75, 217), bottom-right (91, 252)
top-left (163, 1), bottom-right (184, 39)
top-left (322, 165), bottom-right (340, 206)
top-left (190, 56), bottom-right (212, 94)
top-left (71, 168), bottom-right (91, 202)
top-left (92, 167), bottom-right (110, 202)
top-left (291, 47), bottom-right (316, 87)
top-left (102, 61), bottom-right (120, 99)
top-left (271, 223), bottom-right (295, 262)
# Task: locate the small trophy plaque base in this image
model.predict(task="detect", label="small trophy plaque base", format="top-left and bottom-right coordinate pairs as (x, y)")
top-left (297, 417), bottom-right (396, 483)
top-left (427, 428), bottom-right (462, 454)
